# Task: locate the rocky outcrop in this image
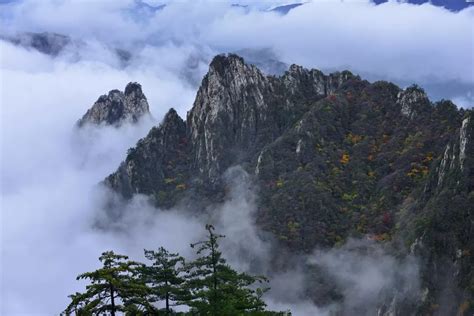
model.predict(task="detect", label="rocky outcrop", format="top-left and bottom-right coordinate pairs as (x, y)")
top-left (77, 82), bottom-right (150, 127)
top-left (104, 108), bottom-right (188, 207)
top-left (282, 64), bottom-right (355, 97)
top-left (396, 85), bottom-right (430, 119)
top-left (187, 54), bottom-right (274, 180)
top-left (459, 115), bottom-right (471, 171)
top-left (433, 112), bottom-right (473, 189)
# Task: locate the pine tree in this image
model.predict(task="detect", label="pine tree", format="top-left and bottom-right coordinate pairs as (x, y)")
top-left (63, 226), bottom-right (291, 315)
top-left (184, 224), bottom-right (269, 315)
top-left (63, 251), bottom-right (153, 315)
top-left (142, 247), bottom-right (187, 314)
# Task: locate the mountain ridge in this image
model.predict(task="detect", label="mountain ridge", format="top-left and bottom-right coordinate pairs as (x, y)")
top-left (98, 53), bottom-right (472, 315)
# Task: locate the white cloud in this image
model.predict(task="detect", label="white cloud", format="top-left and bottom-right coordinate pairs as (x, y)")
top-left (204, 0), bottom-right (473, 85)
top-left (0, 39), bottom-right (197, 313)
top-left (2, 0), bottom-right (472, 103)
top-left (309, 239), bottom-right (420, 315)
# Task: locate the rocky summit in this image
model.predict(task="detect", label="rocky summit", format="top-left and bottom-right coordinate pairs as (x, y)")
top-left (102, 54), bottom-right (473, 315)
top-left (77, 82), bottom-right (150, 127)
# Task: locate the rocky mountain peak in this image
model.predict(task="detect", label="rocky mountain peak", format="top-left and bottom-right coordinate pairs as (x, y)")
top-left (187, 54), bottom-right (272, 179)
top-left (124, 82), bottom-right (143, 96)
top-left (161, 108), bottom-right (186, 136)
top-left (283, 64), bottom-right (356, 97)
top-left (203, 53), bottom-right (267, 94)
top-left (208, 53), bottom-right (247, 77)
top-left (163, 107), bottom-right (180, 122)
top-left (283, 64), bottom-right (326, 95)
top-left (77, 82), bottom-right (150, 127)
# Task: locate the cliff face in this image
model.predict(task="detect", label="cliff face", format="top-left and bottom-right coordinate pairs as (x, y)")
top-left (101, 54), bottom-right (473, 314)
top-left (187, 54), bottom-right (357, 180)
top-left (187, 54), bottom-right (275, 180)
top-left (78, 82), bottom-right (150, 127)
top-left (105, 108), bottom-right (189, 207)
top-left (404, 112), bottom-right (474, 315)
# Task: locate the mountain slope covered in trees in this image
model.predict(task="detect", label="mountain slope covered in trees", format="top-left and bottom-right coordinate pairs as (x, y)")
top-left (95, 54), bottom-right (472, 315)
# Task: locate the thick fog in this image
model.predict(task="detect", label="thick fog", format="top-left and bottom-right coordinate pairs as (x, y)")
top-left (1, 0), bottom-right (471, 315)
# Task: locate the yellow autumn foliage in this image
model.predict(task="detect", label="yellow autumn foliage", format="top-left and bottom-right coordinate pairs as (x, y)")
top-left (340, 153), bottom-right (350, 164)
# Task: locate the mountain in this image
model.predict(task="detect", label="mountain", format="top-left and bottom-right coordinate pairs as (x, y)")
top-left (78, 82), bottom-right (151, 127)
top-left (1, 32), bottom-right (71, 56)
top-left (1, 31), bottom-right (133, 67)
top-left (269, 3), bottom-right (304, 14)
top-left (102, 54), bottom-right (473, 315)
top-left (373, 0), bottom-right (473, 12)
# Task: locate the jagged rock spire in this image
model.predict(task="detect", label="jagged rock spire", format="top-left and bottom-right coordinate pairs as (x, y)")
top-left (187, 54), bottom-right (272, 179)
top-left (77, 82), bottom-right (150, 127)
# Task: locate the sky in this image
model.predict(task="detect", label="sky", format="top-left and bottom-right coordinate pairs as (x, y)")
top-left (0, 0), bottom-right (472, 315)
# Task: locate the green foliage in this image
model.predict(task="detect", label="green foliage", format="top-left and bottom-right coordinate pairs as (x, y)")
top-left (142, 247), bottom-right (187, 314)
top-left (175, 183), bottom-right (186, 190)
top-left (287, 220), bottom-right (300, 234)
top-left (63, 251), bottom-right (152, 316)
top-left (184, 225), bottom-right (270, 315)
top-left (64, 226), bottom-right (287, 315)
top-left (164, 178), bottom-right (176, 184)
top-left (341, 192), bottom-right (358, 202)
top-left (345, 132), bottom-right (363, 145)
top-left (276, 179), bottom-right (284, 188)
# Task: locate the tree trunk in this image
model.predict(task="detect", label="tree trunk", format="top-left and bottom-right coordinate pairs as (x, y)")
top-left (210, 233), bottom-right (217, 316)
top-left (110, 284), bottom-right (116, 316)
top-left (165, 280), bottom-right (170, 314)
